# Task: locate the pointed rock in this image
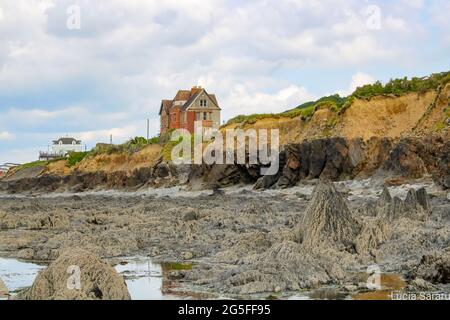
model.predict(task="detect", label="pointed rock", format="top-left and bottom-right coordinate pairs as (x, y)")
top-left (355, 219), bottom-right (390, 255)
top-left (416, 188), bottom-right (431, 213)
top-left (378, 188), bottom-right (431, 221)
top-left (298, 180), bottom-right (361, 251)
top-left (404, 189), bottom-right (431, 221)
top-left (377, 186), bottom-right (392, 206)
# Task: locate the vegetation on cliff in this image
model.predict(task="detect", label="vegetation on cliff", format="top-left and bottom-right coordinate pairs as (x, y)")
top-left (352, 71), bottom-right (450, 100)
top-left (224, 71), bottom-right (450, 127)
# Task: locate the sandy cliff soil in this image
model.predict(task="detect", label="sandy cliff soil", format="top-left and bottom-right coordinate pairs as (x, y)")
top-left (223, 84), bottom-right (450, 144)
top-left (42, 144), bottom-right (162, 176)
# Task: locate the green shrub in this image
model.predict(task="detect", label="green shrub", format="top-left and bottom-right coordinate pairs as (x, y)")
top-left (67, 152), bottom-right (89, 167)
top-left (444, 107), bottom-right (450, 117)
top-left (148, 136), bottom-right (160, 144)
top-left (352, 71), bottom-right (450, 100)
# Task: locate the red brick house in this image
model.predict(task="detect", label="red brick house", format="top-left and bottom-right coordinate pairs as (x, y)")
top-left (159, 86), bottom-right (221, 134)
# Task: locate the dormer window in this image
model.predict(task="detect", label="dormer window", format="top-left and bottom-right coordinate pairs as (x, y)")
top-left (59, 141), bottom-right (63, 145)
top-left (200, 100), bottom-right (207, 107)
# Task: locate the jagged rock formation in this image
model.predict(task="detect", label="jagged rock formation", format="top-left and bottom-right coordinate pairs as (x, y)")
top-left (378, 187), bottom-right (432, 221)
top-left (0, 277), bottom-right (8, 297)
top-left (297, 180), bottom-right (361, 251)
top-left (355, 218), bottom-right (390, 255)
top-left (410, 251), bottom-right (450, 284)
top-left (215, 241), bottom-right (348, 294)
top-left (22, 249), bottom-right (130, 300)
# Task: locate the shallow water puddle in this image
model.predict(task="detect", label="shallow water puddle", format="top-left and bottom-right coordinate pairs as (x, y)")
top-left (352, 274), bottom-right (407, 300)
top-left (0, 256), bottom-right (193, 300)
top-left (0, 257), bottom-right (44, 295)
top-left (115, 257), bottom-right (171, 300)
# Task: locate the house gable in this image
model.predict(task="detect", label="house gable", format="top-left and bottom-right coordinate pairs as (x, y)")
top-left (159, 100), bottom-right (172, 115)
top-left (184, 89), bottom-right (221, 111)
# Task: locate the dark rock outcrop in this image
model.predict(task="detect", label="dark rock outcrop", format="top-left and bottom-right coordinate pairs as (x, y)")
top-left (1, 135), bottom-right (448, 193)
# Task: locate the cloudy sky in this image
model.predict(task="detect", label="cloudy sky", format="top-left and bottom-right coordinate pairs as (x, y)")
top-left (0, 0), bottom-right (449, 164)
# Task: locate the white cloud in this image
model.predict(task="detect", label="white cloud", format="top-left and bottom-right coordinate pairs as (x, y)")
top-left (0, 131), bottom-right (14, 141)
top-left (338, 72), bottom-right (376, 96)
top-left (0, 0), bottom-right (448, 164)
top-left (224, 84), bottom-right (315, 117)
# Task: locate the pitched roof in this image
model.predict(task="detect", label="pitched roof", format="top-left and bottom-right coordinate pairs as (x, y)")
top-left (53, 137), bottom-right (81, 145)
top-left (173, 90), bottom-right (191, 101)
top-left (159, 87), bottom-right (221, 114)
top-left (159, 100), bottom-right (173, 115)
top-left (208, 94), bottom-right (220, 109)
top-left (181, 90), bottom-right (202, 111)
top-left (182, 90), bottom-right (221, 110)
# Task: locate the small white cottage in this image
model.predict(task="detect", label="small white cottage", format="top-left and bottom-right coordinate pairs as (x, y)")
top-left (51, 137), bottom-right (83, 156)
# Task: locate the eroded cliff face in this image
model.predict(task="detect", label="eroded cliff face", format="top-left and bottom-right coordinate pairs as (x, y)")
top-left (1, 87), bottom-right (449, 193)
top-left (336, 91), bottom-right (438, 140)
top-left (222, 84), bottom-right (450, 144)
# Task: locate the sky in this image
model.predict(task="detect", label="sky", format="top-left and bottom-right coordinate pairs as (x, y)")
top-left (0, 0), bottom-right (449, 164)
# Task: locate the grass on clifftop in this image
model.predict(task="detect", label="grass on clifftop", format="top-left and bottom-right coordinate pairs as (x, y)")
top-left (224, 94), bottom-right (347, 126)
top-left (10, 158), bottom-right (63, 175)
top-left (66, 152), bottom-right (90, 167)
top-left (91, 136), bottom-right (160, 156)
top-left (15, 160), bottom-right (51, 170)
top-left (224, 71), bottom-right (450, 127)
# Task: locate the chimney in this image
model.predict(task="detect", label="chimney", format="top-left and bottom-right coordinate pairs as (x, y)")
top-left (191, 85), bottom-right (202, 95)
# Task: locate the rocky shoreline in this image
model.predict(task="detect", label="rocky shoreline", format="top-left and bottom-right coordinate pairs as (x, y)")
top-left (1, 135), bottom-right (448, 195)
top-left (0, 178), bottom-right (449, 299)
top-left (0, 133), bottom-right (448, 299)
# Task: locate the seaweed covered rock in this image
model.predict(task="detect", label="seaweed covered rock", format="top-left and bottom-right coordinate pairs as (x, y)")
top-left (297, 180), bottom-right (361, 251)
top-left (23, 249), bottom-right (130, 300)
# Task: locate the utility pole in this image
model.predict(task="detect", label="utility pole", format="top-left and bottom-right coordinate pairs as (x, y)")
top-left (110, 134), bottom-right (113, 145)
top-left (147, 118), bottom-right (150, 141)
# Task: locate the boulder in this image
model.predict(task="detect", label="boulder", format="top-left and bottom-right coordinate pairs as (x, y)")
top-left (23, 248), bottom-right (130, 300)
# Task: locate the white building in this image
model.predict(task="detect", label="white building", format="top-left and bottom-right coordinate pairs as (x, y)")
top-left (51, 137), bottom-right (83, 156)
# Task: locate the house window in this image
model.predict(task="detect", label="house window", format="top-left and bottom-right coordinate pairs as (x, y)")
top-left (203, 112), bottom-right (208, 120)
top-left (196, 112), bottom-right (201, 121)
top-left (200, 100), bottom-right (207, 107)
